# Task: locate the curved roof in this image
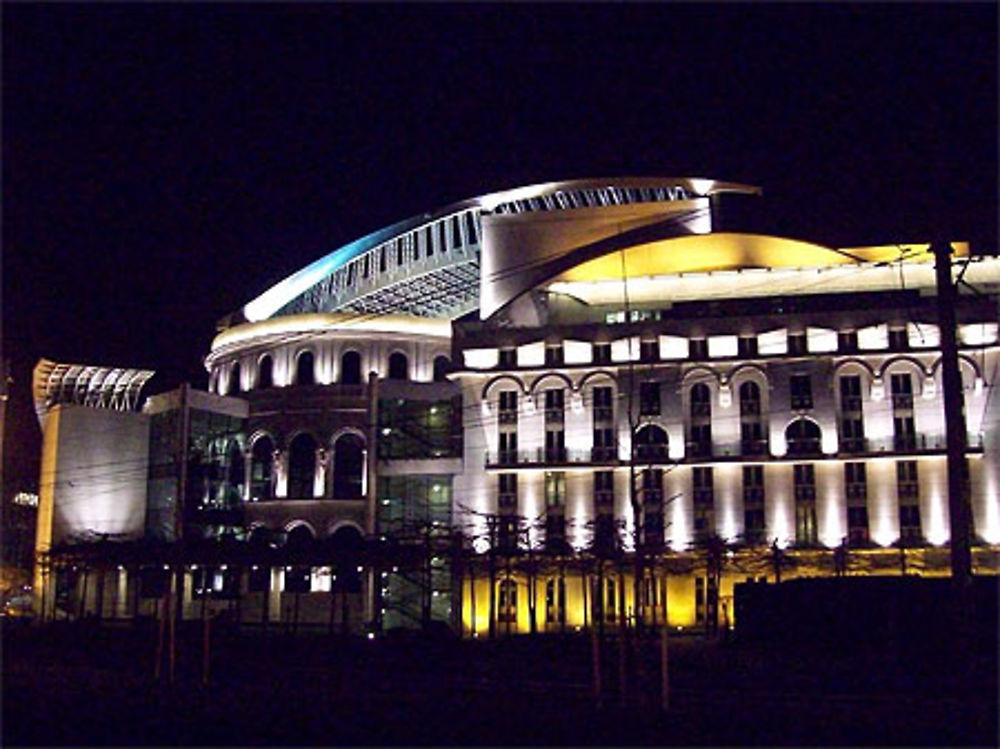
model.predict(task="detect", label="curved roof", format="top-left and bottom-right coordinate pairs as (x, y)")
top-left (233, 177), bottom-right (760, 325)
top-left (33, 358), bottom-right (155, 425)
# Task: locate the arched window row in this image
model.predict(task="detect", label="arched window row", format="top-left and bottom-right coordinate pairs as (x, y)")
top-left (241, 432), bottom-right (368, 502)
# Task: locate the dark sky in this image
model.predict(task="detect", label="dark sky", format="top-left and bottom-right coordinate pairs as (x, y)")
top-left (2, 3), bottom-right (997, 493)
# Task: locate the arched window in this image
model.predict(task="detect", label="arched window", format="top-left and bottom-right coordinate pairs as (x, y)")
top-left (250, 436), bottom-right (274, 501)
top-left (258, 355), bottom-right (274, 389)
top-left (388, 351), bottom-right (409, 380)
top-left (690, 383), bottom-right (712, 417)
top-left (296, 350), bottom-right (315, 386)
top-left (786, 419), bottom-right (822, 456)
top-left (333, 433), bottom-right (364, 499)
top-left (341, 351), bottom-right (361, 385)
top-left (739, 381), bottom-right (761, 415)
top-left (634, 424), bottom-right (668, 460)
top-left (288, 433), bottom-right (317, 499)
top-left (285, 524), bottom-right (315, 552)
top-left (230, 362), bottom-right (242, 395)
top-left (226, 440), bottom-right (244, 503)
top-left (433, 355), bottom-right (450, 382)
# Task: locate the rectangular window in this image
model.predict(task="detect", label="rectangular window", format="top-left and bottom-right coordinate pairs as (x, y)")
top-left (891, 373), bottom-right (914, 410)
top-left (740, 421), bottom-right (765, 455)
top-left (743, 465), bottom-right (765, 504)
top-left (544, 472), bottom-right (567, 508)
top-left (689, 339), bottom-right (708, 359)
top-left (498, 473), bottom-right (518, 509)
top-left (847, 506), bottom-right (870, 544)
top-left (790, 374), bottom-right (813, 410)
top-left (744, 508), bottom-right (766, 545)
top-left (498, 390), bottom-right (518, 424)
top-left (896, 460), bottom-right (919, 499)
top-left (893, 416), bottom-right (916, 450)
top-left (840, 417), bottom-right (865, 452)
top-left (593, 343), bottom-right (611, 364)
top-left (498, 432), bottom-right (518, 464)
top-left (640, 468), bottom-right (663, 504)
top-left (899, 504), bottom-right (922, 542)
top-left (794, 463), bottom-right (817, 545)
top-left (693, 467), bottom-right (714, 505)
top-left (545, 429), bottom-right (566, 462)
top-left (839, 375), bottom-right (862, 413)
top-left (594, 470), bottom-right (614, 507)
top-left (640, 339), bottom-right (659, 361)
top-left (545, 389), bottom-right (565, 423)
top-left (845, 462), bottom-right (867, 501)
top-left (592, 427), bottom-right (616, 461)
top-left (888, 328), bottom-right (908, 350)
top-left (593, 385), bottom-right (613, 422)
top-left (639, 382), bottom-right (661, 415)
top-left (689, 424), bottom-right (712, 457)
top-left (738, 336), bottom-right (758, 357)
top-left (838, 331), bottom-right (858, 352)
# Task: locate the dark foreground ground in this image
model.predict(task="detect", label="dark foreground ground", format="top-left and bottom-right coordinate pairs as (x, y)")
top-left (3, 619), bottom-right (997, 747)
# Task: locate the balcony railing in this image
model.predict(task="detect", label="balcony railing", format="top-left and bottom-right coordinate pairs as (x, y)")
top-left (591, 446), bottom-right (618, 461)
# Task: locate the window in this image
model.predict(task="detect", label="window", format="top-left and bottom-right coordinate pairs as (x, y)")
top-left (545, 343), bottom-right (564, 366)
top-left (604, 578), bottom-right (617, 622)
top-left (741, 422), bottom-right (766, 455)
top-left (689, 424), bottom-right (712, 457)
top-left (738, 336), bottom-right (758, 357)
top-left (332, 433), bottom-right (364, 500)
top-left (845, 462), bottom-right (867, 501)
top-left (847, 506), bottom-right (870, 544)
top-left (594, 471), bottom-right (614, 507)
top-left (788, 333), bottom-right (807, 355)
top-left (896, 460), bottom-right (918, 500)
top-left (498, 579), bottom-right (518, 624)
top-left (794, 463), bottom-right (817, 545)
top-left (643, 506), bottom-right (664, 547)
top-left (743, 466), bottom-right (767, 545)
top-left (640, 339), bottom-right (659, 361)
top-left (230, 362), bottom-right (242, 395)
top-left (545, 429), bottom-right (566, 462)
top-left (739, 381), bottom-right (761, 415)
top-left (593, 386), bottom-right (613, 422)
top-left (890, 373), bottom-right (914, 410)
top-left (340, 351), bottom-right (361, 385)
top-left (250, 436), bottom-right (274, 501)
top-left (635, 424), bottom-right (668, 460)
top-left (790, 374), bottom-right (813, 410)
top-left (690, 383), bottom-right (711, 418)
top-left (295, 351), bottom-right (315, 386)
top-left (639, 381), bottom-right (661, 415)
top-left (889, 328), bottom-right (909, 350)
top-left (899, 504), bottom-right (922, 542)
top-left (498, 474), bottom-right (517, 509)
top-left (839, 375), bottom-right (862, 412)
top-left (433, 355), bottom-right (450, 382)
top-left (840, 416), bottom-right (866, 452)
top-left (593, 343), bottom-right (611, 364)
top-left (545, 579), bottom-right (566, 624)
top-left (544, 389), bottom-right (565, 423)
top-left (498, 432), bottom-right (518, 464)
top-left (838, 331), bottom-right (858, 352)
top-left (893, 416), bottom-right (917, 450)
top-left (498, 348), bottom-right (517, 367)
top-left (498, 391), bottom-right (518, 424)
top-left (693, 467), bottom-right (714, 536)
top-left (388, 352), bottom-right (409, 380)
top-left (258, 355), bottom-right (274, 389)
top-left (592, 427), bottom-right (616, 461)
top-left (689, 339), bottom-right (708, 359)
top-left (287, 433), bottom-right (317, 499)
top-left (640, 468), bottom-right (663, 504)
top-left (545, 472), bottom-right (566, 508)
top-left (786, 419), bottom-right (821, 456)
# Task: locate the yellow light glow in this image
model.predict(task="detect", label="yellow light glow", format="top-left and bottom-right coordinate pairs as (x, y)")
top-left (551, 235), bottom-right (969, 284)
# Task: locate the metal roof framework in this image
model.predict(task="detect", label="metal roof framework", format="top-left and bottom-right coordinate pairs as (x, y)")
top-left (33, 358), bottom-right (155, 425)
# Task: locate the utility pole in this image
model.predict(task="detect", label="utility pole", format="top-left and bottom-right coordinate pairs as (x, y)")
top-left (932, 241), bottom-right (973, 585)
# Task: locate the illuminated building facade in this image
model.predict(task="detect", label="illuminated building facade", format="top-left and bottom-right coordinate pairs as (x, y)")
top-left (34, 178), bottom-right (1000, 634)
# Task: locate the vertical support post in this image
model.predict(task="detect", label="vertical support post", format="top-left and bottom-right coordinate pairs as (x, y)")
top-left (933, 241), bottom-right (973, 585)
top-left (365, 371), bottom-right (379, 628)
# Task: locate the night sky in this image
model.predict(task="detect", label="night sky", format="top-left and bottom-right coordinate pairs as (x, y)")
top-left (3, 3), bottom-right (997, 494)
